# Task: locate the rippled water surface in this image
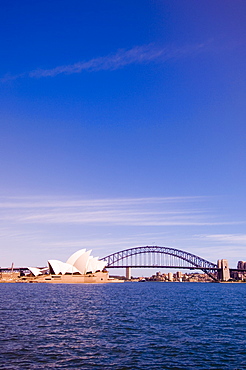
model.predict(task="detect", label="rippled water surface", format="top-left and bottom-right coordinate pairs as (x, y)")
top-left (0, 282), bottom-right (246, 369)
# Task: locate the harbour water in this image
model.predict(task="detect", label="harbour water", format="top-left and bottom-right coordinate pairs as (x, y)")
top-left (0, 282), bottom-right (245, 369)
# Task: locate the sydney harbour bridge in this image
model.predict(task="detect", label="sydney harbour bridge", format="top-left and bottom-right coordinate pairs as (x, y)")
top-left (100, 245), bottom-right (243, 281)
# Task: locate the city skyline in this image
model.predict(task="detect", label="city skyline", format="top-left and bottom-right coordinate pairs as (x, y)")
top-left (1, 0), bottom-right (246, 270)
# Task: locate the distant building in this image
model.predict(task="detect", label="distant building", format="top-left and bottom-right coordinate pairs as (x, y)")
top-left (237, 261), bottom-right (246, 269)
top-left (177, 271), bottom-right (182, 282)
top-left (235, 261), bottom-right (246, 280)
top-left (168, 272), bottom-right (173, 282)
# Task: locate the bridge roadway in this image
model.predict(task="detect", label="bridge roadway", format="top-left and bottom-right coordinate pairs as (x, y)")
top-left (100, 265), bottom-right (218, 270)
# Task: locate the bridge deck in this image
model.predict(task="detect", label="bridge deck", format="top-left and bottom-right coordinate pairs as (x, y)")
top-left (106, 265), bottom-right (219, 270)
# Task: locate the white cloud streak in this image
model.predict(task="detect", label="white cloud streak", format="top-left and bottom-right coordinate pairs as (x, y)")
top-left (0, 195), bottom-right (207, 209)
top-left (198, 234), bottom-right (246, 245)
top-left (2, 42), bottom-right (209, 81)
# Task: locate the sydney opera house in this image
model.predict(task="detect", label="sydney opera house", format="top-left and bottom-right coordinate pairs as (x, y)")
top-left (27, 249), bottom-right (110, 283)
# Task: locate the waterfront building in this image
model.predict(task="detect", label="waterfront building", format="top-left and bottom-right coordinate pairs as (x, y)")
top-left (27, 249), bottom-right (106, 277)
top-left (25, 249), bottom-right (110, 283)
top-left (168, 272), bottom-right (173, 282)
top-left (237, 261), bottom-right (246, 269)
top-left (235, 261), bottom-right (246, 280)
top-left (177, 271), bottom-right (182, 282)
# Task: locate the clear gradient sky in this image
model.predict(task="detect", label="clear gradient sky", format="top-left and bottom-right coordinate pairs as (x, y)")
top-left (0, 0), bottom-right (246, 272)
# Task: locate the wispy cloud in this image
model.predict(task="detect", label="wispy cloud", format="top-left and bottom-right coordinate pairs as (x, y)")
top-left (0, 195), bottom-right (207, 209)
top-left (1, 195), bottom-right (244, 266)
top-left (0, 195), bottom-right (243, 227)
top-left (198, 234), bottom-right (246, 245)
top-left (1, 42), bottom-right (209, 81)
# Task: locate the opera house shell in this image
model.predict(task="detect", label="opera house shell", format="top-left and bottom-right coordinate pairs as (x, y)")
top-left (28, 249), bottom-right (109, 283)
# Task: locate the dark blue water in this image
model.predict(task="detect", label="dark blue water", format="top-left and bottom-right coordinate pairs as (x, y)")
top-left (0, 282), bottom-right (245, 369)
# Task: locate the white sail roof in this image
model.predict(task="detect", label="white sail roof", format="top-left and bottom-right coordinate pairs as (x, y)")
top-left (47, 249), bottom-right (106, 275)
top-left (66, 248), bottom-right (86, 266)
top-left (48, 260), bottom-right (81, 275)
top-left (95, 260), bottom-right (106, 272)
top-left (73, 250), bottom-right (92, 274)
top-left (87, 257), bottom-right (99, 273)
top-left (28, 267), bottom-right (42, 277)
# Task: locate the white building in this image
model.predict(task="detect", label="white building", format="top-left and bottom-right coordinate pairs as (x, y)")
top-left (29, 249), bottom-right (106, 277)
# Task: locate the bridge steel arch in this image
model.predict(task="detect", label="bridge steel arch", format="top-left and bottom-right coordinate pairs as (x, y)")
top-left (100, 246), bottom-right (218, 280)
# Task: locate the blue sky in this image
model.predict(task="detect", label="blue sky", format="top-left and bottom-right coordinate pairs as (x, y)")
top-left (0, 0), bottom-right (246, 273)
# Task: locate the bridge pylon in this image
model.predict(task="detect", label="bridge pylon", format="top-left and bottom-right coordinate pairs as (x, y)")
top-left (126, 267), bottom-right (131, 280)
top-left (217, 259), bottom-right (230, 281)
